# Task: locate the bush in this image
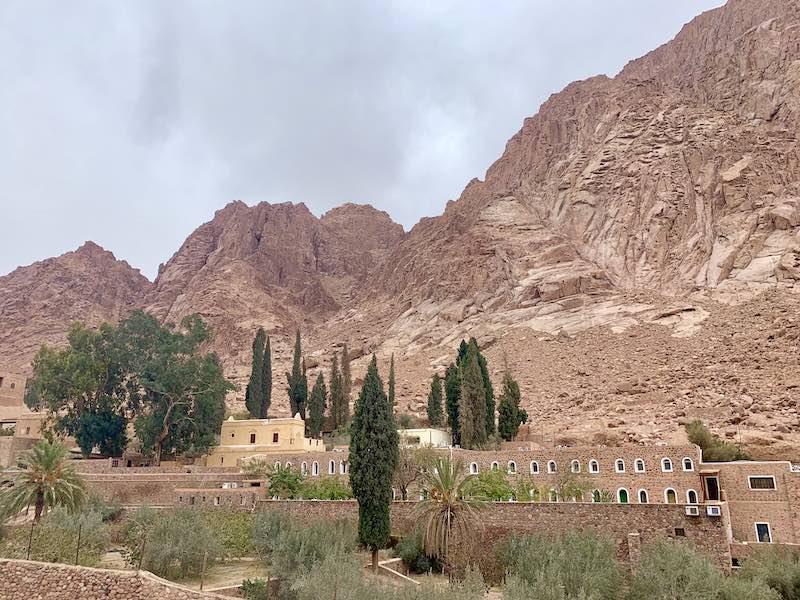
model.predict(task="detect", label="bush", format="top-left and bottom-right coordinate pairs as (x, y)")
top-left (266, 464), bottom-right (305, 499)
top-left (200, 510), bottom-right (253, 557)
top-left (86, 494), bottom-right (123, 522)
top-left (685, 420), bottom-right (749, 462)
top-left (629, 541), bottom-right (723, 600)
top-left (464, 469), bottom-right (514, 501)
top-left (721, 576), bottom-right (782, 600)
top-left (738, 547), bottom-right (800, 600)
top-left (122, 507), bottom-right (223, 580)
top-left (251, 510), bottom-right (291, 561)
top-left (501, 530), bottom-right (623, 600)
top-left (396, 528), bottom-right (441, 574)
top-left (297, 477), bottom-right (353, 500)
top-left (241, 578), bottom-right (270, 600)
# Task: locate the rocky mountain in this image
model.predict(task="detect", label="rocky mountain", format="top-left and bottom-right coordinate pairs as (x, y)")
top-left (1, 0), bottom-right (798, 457)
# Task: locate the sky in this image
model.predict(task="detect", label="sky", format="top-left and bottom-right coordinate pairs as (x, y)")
top-left (0, 0), bottom-right (725, 280)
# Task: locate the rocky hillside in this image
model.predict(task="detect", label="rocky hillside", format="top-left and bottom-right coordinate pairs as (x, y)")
top-left (1, 0), bottom-right (798, 457)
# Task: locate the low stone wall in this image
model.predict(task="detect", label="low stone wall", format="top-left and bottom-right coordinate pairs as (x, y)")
top-left (0, 436), bottom-right (35, 468)
top-left (0, 559), bottom-right (229, 599)
top-left (84, 472), bottom-right (248, 506)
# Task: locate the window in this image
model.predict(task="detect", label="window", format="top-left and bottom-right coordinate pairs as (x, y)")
top-left (329, 460), bottom-right (335, 475)
top-left (9, 382), bottom-right (14, 389)
top-left (674, 528), bottom-right (686, 538)
top-left (682, 457), bottom-right (694, 472)
top-left (547, 461), bottom-right (557, 473)
top-left (273, 432), bottom-right (279, 443)
top-left (615, 459), bottom-right (625, 473)
top-left (301, 462), bottom-right (307, 475)
top-left (755, 523), bottom-right (772, 543)
top-left (470, 462), bottom-right (478, 475)
top-left (530, 461), bottom-right (539, 474)
top-left (250, 433), bottom-right (256, 444)
top-left (592, 490), bottom-right (602, 503)
top-left (638, 490), bottom-right (649, 503)
top-left (571, 460), bottom-right (580, 473)
top-left (617, 489), bottom-right (629, 504)
top-left (312, 461), bottom-right (319, 476)
top-left (589, 460), bottom-right (599, 474)
top-left (111, 459), bottom-right (119, 468)
top-left (634, 459), bottom-right (645, 473)
top-left (749, 476), bottom-right (776, 490)
top-left (507, 461), bottom-right (517, 475)
top-left (220, 456), bottom-right (224, 465)
top-left (0, 377), bottom-right (3, 387)
top-left (24, 427), bottom-right (30, 435)
top-left (274, 461), bottom-right (281, 468)
top-left (687, 489), bottom-right (698, 504)
top-left (214, 497), bottom-right (220, 506)
top-left (340, 461), bottom-right (347, 474)
top-left (285, 462), bottom-right (293, 469)
top-left (664, 488), bottom-right (677, 504)
top-left (491, 461), bottom-right (499, 471)
top-left (231, 432), bottom-right (235, 438)
top-left (661, 458), bottom-right (673, 472)
top-left (549, 489), bottom-right (558, 502)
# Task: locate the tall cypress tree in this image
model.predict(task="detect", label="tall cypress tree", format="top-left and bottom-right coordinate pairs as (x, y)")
top-left (342, 344), bottom-right (352, 401)
top-left (444, 363), bottom-right (461, 446)
top-left (388, 354), bottom-right (396, 409)
top-left (329, 352), bottom-right (344, 430)
top-left (349, 355), bottom-right (398, 571)
top-left (427, 373), bottom-right (444, 427)
top-left (308, 371), bottom-right (327, 438)
top-left (246, 328), bottom-right (266, 417)
top-left (459, 343), bottom-right (487, 449)
top-left (497, 370), bottom-right (527, 441)
top-left (259, 335), bottom-right (272, 418)
top-left (286, 331), bottom-right (307, 419)
top-left (469, 338), bottom-right (495, 436)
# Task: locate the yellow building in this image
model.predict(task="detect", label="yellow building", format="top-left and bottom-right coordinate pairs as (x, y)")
top-left (398, 427), bottom-right (452, 449)
top-left (205, 414), bottom-right (324, 467)
top-left (0, 372), bottom-right (27, 427)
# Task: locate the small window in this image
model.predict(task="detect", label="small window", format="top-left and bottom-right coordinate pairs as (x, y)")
top-left (755, 523), bottom-right (772, 543)
top-left (491, 461), bottom-right (499, 471)
top-left (274, 461), bottom-right (281, 468)
top-left (687, 490), bottom-right (698, 504)
top-left (617, 488), bottom-right (629, 504)
top-left (25, 427), bottom-right (30, 435)
top-left (674, 528), bottom-right (686, 538)
top-left (273, 432), bottom-right (279, 443)
top-left (638, 489), bottom-right (649, 503)
top-left (589, 460), bottom-right (599, 474)
top-left (661, 458), bottom-right (673, 472)
top-left (615, 459), bottom-right (625, 473)
top-left (470, 462), bottom-right (478, 475)
top-left (592, 490), bottom-right (602, 503)
top-left (111, 459), bottom-right (119, 468)
top-left (214, 497), bottom-right (220, 506)
top-left (312, 461), bottom-right (319, 476)
top-left (9, 382), bottom-right (14, 389)
top-left (749, 476), bottom-right (776, 490)
top-left (220, 456), bottom-right (224, 464)
top-left (682, 457), bottom-right (694, 472)
top-left (340, 461), bottom-right (347, 474)
top-left (231, 432), bottom-right (235, 438)
top-left (507, 461), bottom-right (517, 475)
top-left (571, 460), bottom-right (580, 473)
top-left (634, 459), bottom-right (645, 473)
top-left (329, 460), bottom-right (336, 475)
top-left (547, 461), bottom-right (557, 474)
top-left (549, 489), bottom-right (558, 502)
top-left (530, 461), bottom-right (539, 474)
top-left (249, 433), bottom-right (256, 444)
top-left (301, 462), bottom-right (307, 475)
top-left (665, 488), bottom-right (677, 504)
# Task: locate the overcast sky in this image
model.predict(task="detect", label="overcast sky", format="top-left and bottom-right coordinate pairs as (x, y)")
top-left (0, 0), bottom-right (724, 280)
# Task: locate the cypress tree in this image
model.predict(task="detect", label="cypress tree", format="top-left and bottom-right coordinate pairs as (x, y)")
top-left (459, 344), bottom-right (487, 449)
top-left (342, 344), bottom-right (352, 402)
top-left (426, 373), bottom-right (444, 427)
top-left (349, 355), bottom-right (399, 571)
top-left (286, 331), bottom-right (307, 419)
top-left (444, 363), bottom-right (461, 446)
top-left (308, 371), bottom-right (327, 438)
top-left (259, 335), bottom-right (272, 418)
top-left (246, 328), bottom-right (266, 417)
top-left (470, 338), bottom-right (495, 436)
top-left (457, 339), bottom-right (469, 364)
top-left (497, 370), bottom-right (527, 441)
top-left (388, 354), bottom-right (396, 409)
top-left (329, 352), bottom-right (345, 430)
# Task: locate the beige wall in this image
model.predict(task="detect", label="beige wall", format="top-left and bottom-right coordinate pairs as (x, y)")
top-left (399, 428), bottom-right (451, 448)
top-left (0, 372), bottom-right (27, 424)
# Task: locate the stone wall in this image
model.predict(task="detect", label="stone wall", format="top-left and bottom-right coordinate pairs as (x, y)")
top-left (0, 435), bottom-right (35, 468)
top-left (83, 472), bottom-right (248, 506)
top-left (0, 559), bottom-right (229, 600)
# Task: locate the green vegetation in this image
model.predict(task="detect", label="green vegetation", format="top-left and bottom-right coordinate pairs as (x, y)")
top-left (427, 373), bottom-right (444, 427)
top-left (497, 369), bottom-right (527, 442)
top-left (444, 363), bottom-right (461, 446)
top-left (342, 343), bottom-right (352, 403)
top-left (464, 469), bottom-right (514, 501)
top-left (396, 527), bottom-right (442, 574)
top-left (307, 371), bottom-right (327, 438)
top-left (329, 351), bottom-right (348, 430)
top-left (285, 331), bottom-right (308, 420)
top-left (297, 477), bottom-right (353, 500)
top-left (0, 440), bottom-right (86, 522)
top-left (393, 446), bottom-right (435, 501)
top-left (349, 355), bottom-right (399, 570)
top-left (459, 342), bottom-right (487, 448)
top-left (241, 577), bottom-right (270, 600)
top-left (738, 547), bottom-right (800, 600)
top-left (398, 412), bottom-right (418, 429)
top-left (685, 420), bottom-right (749, 462)
top-left (246, 328), bottom-right (272, 419)
top-left (266, 464), bottom-right (306, 499)
top-left (388, 353), bottom-right (396, 408)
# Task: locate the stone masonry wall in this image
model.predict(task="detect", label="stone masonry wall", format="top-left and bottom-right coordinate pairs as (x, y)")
top-left (83, 472), bottom-right (247, 506)
top-left (0, 559), bottom-right (228, 600)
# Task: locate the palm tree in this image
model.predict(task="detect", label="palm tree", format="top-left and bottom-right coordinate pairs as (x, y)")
top-left (415, 457), bottom-right (483, 570)
top-left (0, 440), bottom-right (86, 522)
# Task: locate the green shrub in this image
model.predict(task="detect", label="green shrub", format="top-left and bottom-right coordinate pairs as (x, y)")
top-left (200, 510), bottom-right (253, 557)
top-left (297, 477), bottom-right (353, 500)
top-left (251, 510), bottom-right (291, 561)
top-left (464, 469), bottom-right (514, 501)
top-left (629, 541), bottom-right (723, 600)
top-left (501, 530), bottom-right (623, 600)
top-left (396, 528), bottom-right (441, 574)
top-left (685, 420), bottom-right (749, 462)
top-left (86, 494), bottom-right (123, 522)
top-left (241, 577), bottom-right (271, 600)
top-left (721, 576), bottom-right (782, 600)
top-left (738, 547), bottom-right (800, 600)
top-left (266, 464), bottom-right (305, 499)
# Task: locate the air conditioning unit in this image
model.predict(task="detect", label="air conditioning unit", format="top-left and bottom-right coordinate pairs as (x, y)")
top-left (221, 482), bottom-right (239, 489)
top-left (706, 506), bottom-right (722, 517)
top-left (685, 506), bottom-right (700, 517)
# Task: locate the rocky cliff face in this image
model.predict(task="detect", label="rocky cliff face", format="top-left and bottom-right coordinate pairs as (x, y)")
top-left (1, 0), bottom-right (798, 456)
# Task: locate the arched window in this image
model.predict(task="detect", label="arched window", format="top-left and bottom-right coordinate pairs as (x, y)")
top-left (634, 459), bottom-right (645, 473)
top-left (665, 488), bottom-right (678, 504)
top-left (571, 460), bottom-right (580, 473)
top-left (285, 461), bottom-right (293, 469)
top-left (574, 491), bottom-right (584, 502)
top-left (682, 457), bottom-right (694, 472)
top-left (615, 459), bottom-right (625, 473)
top-left (530, 461), bottom-right (539, 474)
top-left (274, 461), bottom-right (281, 469)
top-left (617, 488), bottom-right (629, 504)
top-left (549, 489), bottom-right (558, 502)
top-left (547, 460), bottom-right (557, 473)
top-left (491, 461), bottom-right (499, 471)
top-left (507, 461), bottom-right (517, 475)
top-left (470, 462), bottom-right (479, 475)
top-left (661, 458), bottom-right (673, 473)
top-left (312, 461), bottom-right (319, 476)
top-left (638, 489), bottom-right (649, 503)
top-left (592, 489), bottom-right (602, 503)
top-left (328, 460), bottom-right (336, 475)
top-left (589, 460), bottom-right (599, 474)
top-left (340, 461), bottom-right (347, 474)
top-left (301, 462), bottom-right (307, 475)
top-left (687, 489), bottom-right (698, 504)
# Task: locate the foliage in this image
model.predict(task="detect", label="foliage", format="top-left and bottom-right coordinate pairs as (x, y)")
top-left (464, 469), bottom-right (514, 501)
top-left (241, 578), bottom-right (271, 600)
top-left (685, 420), bottom-right (749, 462)
top-left (396, 528), bottom-right (442, 574)
top-left (199, 510), bottom-right (254, 557)
top-left (501, 530), bottom-right (623, 600)
top-left (398, 412), bottom-right (417, 429)
top-left (738, 547), bottom-right (800, 600)
top-left (246, 328), bottom-right (271, 419)
top-left (458, 342), bottom-right (487, 449)
top-left (720, 577), bottom-right (782, 600)
top-left (388, 353), bottom-right (396, 408)
top-left (470, 339), bottom-right (495, 436)
top-left (394, 446), bottom-right (436, 501)
top-left (342, 343), bottom-right (352, 401)
top-left (307, 371), bottom-right (327, 438)
top-left (349, 355), bottom-right (399, 567)
top-left (86, 494), bottom-right (123, 522)
top-left (251, 510), bottom-right (291, 561)
top-left (297, 477), bottom-right (353, 500)
top-left (241, 457), bottom-right (272, 478)
top-left (266, 464), bottom-right (305, 499)
top-left (122, 506), bottom-right (222, 580)
top-left (329, 352), bottom-right (348, 430)
top-left (497, 370), bottom-right (527, 441)
top-left (285, 331), bottom-right (308, 420)
top-left (261, 335), bottom-right (272, 418)
top-left (444, 363), bottom-right (461, 446)
top-left (0, 440), bottom-right (86, 522)
top-left (628, 540), bottom-right (724, 600)
top-left (427, 373), bottom-right (444, 427)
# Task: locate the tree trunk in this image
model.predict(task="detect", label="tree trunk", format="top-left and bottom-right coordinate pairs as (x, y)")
top-left (371, 547), bottom-right (379, 573)
top-left (34, 490), bottom-right (44, 522)
top-left (155, 400), bottom-right (176, 465)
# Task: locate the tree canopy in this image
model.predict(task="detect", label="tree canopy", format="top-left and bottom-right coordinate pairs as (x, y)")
top-left (427, 373), bottom-right (444, 427)
top-left (307, 371), bottom-right (327, 438)
top-left (286, 332), bottom-right (308, 420)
